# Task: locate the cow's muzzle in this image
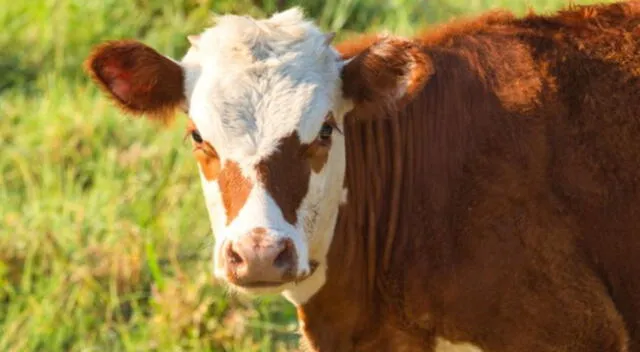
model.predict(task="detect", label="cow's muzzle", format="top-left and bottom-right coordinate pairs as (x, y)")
top-left (222, 228), bottom-right (317, 288)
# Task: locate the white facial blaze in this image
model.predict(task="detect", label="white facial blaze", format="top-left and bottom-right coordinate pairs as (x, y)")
top-left (198, 170), bottom-right (226, 234)
top-left (283, 131), bottom-right (346, 305)
top-left (177, 7), bottom-right (353, 300)
top-left (304, 134), bottom-right (346, 260)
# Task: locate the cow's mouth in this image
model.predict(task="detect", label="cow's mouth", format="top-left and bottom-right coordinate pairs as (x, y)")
top-left (232, 260), bottom-right (319, 289)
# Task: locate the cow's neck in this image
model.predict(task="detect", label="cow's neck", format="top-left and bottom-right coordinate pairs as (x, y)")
top-left (292, 117), bottom-right (448, 351)
top-left (294, 207), bottom-right (379, 351)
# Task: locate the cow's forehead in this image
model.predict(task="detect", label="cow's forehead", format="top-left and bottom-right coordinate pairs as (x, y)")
top-left (181, 8), bottom-right (342, 164)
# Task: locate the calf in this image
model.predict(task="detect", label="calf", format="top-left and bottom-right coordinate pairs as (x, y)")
top-left (86, 2), bottom-right (640, 351)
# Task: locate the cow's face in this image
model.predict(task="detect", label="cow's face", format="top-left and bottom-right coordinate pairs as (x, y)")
top-left (86, 8), bottom-right (430, 301)
top-left (181, 10), bottom-right (352, 297)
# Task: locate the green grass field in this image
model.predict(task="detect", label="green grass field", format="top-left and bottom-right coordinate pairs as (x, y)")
top-left (0, 0), bottom-right (615, 350)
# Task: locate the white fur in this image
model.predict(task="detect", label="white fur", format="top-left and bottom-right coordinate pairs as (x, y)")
top-left (177, 8), bottom-right (353, 301)
top-left (281, 130), bottom-right (346, 304)
top-left (282, 263), bottom-right (327, 305)
top-left (340, 188), bottom-right (348, 205)
top-left (184, 8), bottom-right (342, 159)
top-left (435, 338), bottom-right (484, 352)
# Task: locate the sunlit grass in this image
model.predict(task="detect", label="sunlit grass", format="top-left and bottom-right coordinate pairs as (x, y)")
top-left (0, 0), bottom-right (616, 350)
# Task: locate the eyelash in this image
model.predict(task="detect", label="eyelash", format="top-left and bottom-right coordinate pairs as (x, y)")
top-left (191, 130), bottom-right (204, 144)
top-left (319, 123), bottom-right (333, 140)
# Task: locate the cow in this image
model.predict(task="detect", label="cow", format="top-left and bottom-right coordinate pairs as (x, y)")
top-left (85, 1), bottom-right (640, 351)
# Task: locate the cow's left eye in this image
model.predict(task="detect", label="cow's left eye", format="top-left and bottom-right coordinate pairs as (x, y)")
top-left (319, 123), bottom-right (333, 140)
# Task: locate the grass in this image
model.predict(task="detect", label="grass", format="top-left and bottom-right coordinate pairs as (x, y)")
top-left (0, 0), bottom-right (615, 350)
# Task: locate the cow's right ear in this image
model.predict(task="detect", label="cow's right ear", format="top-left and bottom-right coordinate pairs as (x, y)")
top-left (84, 40), bottom-right (185, 124)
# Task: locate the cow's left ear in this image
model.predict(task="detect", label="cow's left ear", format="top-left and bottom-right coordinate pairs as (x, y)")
top-left (341, 37), bottom-right (433, 110)
top-left (84, 40), bottom-right (185, 124)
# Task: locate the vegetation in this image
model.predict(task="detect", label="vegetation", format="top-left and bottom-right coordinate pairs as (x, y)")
top-left (0, 0), bottom-right (614, 350)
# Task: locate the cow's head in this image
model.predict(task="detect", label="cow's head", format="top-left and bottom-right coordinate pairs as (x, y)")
top-left (86, 8), bottom-right (430, 302)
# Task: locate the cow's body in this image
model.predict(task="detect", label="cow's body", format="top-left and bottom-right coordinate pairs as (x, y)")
top-left (302, 4), bottom-right (640, 351)
top-left (85, 2), bottom-right (640, 351)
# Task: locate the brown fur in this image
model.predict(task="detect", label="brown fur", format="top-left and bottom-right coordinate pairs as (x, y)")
top-left (341, 36), bottom-right (434, 116)
top-left (305, 140), bottom-right (331, 173)
top-left (199, 129), bottom-right (321, 229)
top-left (193, 143), bottom-right (221, 181)
top-left (299, 1), bottom-right (640, 351)
top-left (187, 120), bottom-right (221, 181)
top-left (256, 133), bottom-right (311, 225)
top-left (84, 40), bottom-right (185, 124)
top-left (214, 132), bottom-right (314, 227)
top-left (218, 160), bottom-right (253, 225)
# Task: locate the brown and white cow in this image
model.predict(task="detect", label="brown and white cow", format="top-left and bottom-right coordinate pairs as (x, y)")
top-left (86, 2), bottom-right (640, 351)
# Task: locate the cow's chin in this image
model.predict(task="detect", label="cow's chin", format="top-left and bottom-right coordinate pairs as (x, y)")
top-left (229, 282), bottom-right (288, 296)
top-left (222, 261), bottom-right (320, 296)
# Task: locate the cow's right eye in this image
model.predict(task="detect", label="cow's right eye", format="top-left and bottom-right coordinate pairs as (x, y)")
top-left (191, 130), bottom-right (204, 144)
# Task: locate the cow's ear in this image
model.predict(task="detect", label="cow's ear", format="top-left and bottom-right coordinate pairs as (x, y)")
top-left (84, 40), bottom-right (185, 124)
top-left (341, 37), bottom-right (433, 111)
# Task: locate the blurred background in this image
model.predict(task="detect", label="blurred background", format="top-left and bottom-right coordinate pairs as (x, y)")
top-left (0, 0), bottom-right (615, 351)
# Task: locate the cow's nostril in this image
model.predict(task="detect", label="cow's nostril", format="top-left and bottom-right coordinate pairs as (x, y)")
top-left (273, 240), bottom-right (294, 269)
top-left (227, 244), bottom-right (244, 265)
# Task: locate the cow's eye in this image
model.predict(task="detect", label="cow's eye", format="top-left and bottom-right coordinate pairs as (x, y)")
top-left (319, 123), bottom-right (333, 140)
top-left (191, 130), bottom-right (204, 144)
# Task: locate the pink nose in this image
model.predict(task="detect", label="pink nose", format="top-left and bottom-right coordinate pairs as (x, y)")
top-left (224, 228), bottom-right (297, 287)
